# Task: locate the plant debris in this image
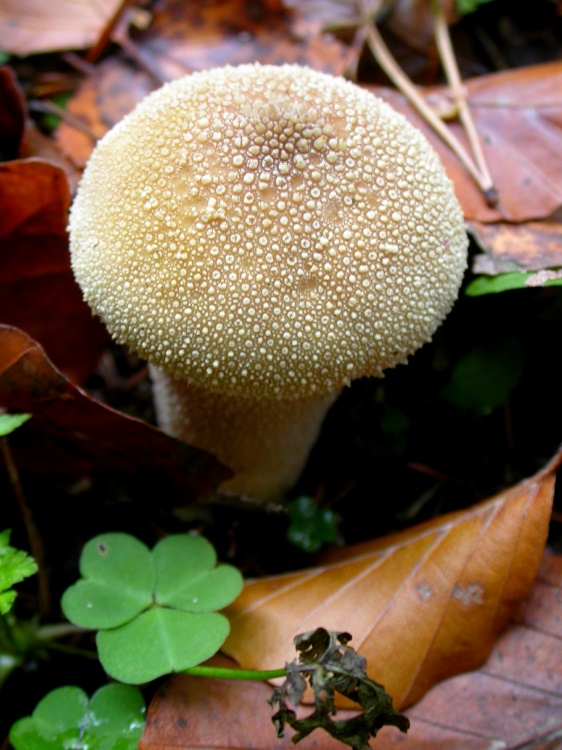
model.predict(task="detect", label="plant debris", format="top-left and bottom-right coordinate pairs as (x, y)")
top-left (269, 628), bottom-right (409, 749)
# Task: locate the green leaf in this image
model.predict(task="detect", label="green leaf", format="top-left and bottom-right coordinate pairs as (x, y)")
top-left (98, 608), bottom-right (231, 684)
top-left (454, 0), bottom-right (496, 15)
top-left (465, 271), bottom-right (562, 296)
top-left (287, 497), bottom-right (340, 553)
top-left (9, 684), bottom-right (145, 750)
top-left (153, 534), bottom-right (243, 611)
top-left (0, 413), bottom-right (31, 437)
top-left (0, 530), bottom-right (38, 615)
top-left (440, 335), bottom-right (525, 415)
top-left (62, 532), bottom-right (243, 683)
top-left (61, 533), bottom-right (154, 628)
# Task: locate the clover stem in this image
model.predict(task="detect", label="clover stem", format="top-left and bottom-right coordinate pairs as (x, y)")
top-left (183, 665), bottom-right (287, 681)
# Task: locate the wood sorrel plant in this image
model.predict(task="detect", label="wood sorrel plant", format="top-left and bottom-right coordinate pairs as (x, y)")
top-left (7, 530), bottom-right (409, 750)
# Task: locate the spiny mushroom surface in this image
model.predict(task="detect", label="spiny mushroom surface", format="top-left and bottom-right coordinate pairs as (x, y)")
top-left (69, 63), bottom-right (468, 501)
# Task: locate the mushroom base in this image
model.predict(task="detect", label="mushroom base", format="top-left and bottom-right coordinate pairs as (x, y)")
top-left (149, 365), bottom-right (339, 503)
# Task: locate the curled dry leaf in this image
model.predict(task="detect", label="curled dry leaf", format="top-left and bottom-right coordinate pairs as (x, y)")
top-left (372, 61), bottom-right (562, 224)
top-left (140, 549), bottom-right (562, 749)
top-left (223, 449), bottom-right (560, 711)
top-left (0, 325), bottom-right (230, 500)
top-left (470, 219), bottom-right (562, 275)
top-left (0, 0), bottom-right (130, 56)
top-left (55, 0), bottom-right (355, 168)
top-left (0, 66), bottom-right (26, 159)
top-left (0, 158), bottom-right (107, 384)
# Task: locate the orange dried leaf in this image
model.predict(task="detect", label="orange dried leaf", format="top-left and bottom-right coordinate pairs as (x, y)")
top-left (141, 550), bottom-right (562, 749)
top-left (374, 61), bottom-right (562, 224)
top-left (0, 158), bottom-right (107, 383)
top-left (470, 219), bottom-right (562, 275)
top-left (55, 0), bottom-right (355, 167)
top-left (0, 0), bottom-right (129, 56)
top-left (0, 325), bottom-right (230, 499)
top-left (223, 451), bottom-right (559, 710)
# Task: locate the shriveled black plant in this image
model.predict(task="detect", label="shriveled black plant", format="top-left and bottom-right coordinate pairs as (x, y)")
top-left (270, 628), bottom-right (409, 749)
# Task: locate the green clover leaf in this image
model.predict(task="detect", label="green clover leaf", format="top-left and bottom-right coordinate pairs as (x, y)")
top-left (61, 533), bottom-right (244, 684)
top-left (0, 529), bottom-right (38, 615)
top-left (9, 683), bottom-right (145, 750)
top-left (0, 413), bottom-right (31, 436)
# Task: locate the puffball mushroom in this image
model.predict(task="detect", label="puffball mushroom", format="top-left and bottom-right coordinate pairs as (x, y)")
top-left (69, 63), bottom-right (468, 502)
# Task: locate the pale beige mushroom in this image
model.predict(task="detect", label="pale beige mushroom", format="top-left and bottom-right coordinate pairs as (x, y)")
top-left (69, 63), bottom-right (468, 502)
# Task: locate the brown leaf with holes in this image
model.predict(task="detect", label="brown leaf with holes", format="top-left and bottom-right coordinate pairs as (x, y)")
top-left (54, 0), bottom-right (355, 167)
top-left (0, 66), bottom-right (26, 160)
top-left (371, 60), bottom-right (562, 224)
top-left (0, 325), bottom-right (230, 499)
top-left (140, 548), bottom-right (562, 749)
top-left (470, 219), bottom-right (562, 275)
top-left (222, 450), bottom-right (559, 712)
top-left (0, 158), bottom-right (107, 384)
top-left (0, 0), bottom-right (130, 56)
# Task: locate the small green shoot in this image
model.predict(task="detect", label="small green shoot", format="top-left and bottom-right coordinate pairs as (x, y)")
top-left (0, 530), bottom-right (38, 615)
top-left (0, 413), bottom-right (31, 437)
top-left (466, 271), bottom-right (562, 296)
top-left (287, 496), bottom-right (340, 553)
top-left (441, 335), bottom-right (524, 415)
top-left (61, 533), bottom-right (243, 683)
top-left (270, 628), bottom-right (409, 749)
top-left (9, 683), bottom-right (145, 750)
top-left (454, 0), bottom-right (496, 14)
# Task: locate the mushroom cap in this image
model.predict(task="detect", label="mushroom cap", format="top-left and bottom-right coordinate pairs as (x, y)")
top-left (69, 63), bottom-right (468, 400)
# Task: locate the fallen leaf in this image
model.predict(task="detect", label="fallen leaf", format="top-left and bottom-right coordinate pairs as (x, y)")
top-left (0, 325), bottom-right (230, 501)
top-left (140, 549), bottom-right (562, 749)
top-left (143, 0), bottom-right (354, 80)
top-left (383, 0), bottom-right (458, 54)
top-left (370, 60), bottom-right (562, 223)
top-left (222, 450), bottom-right (559, 710)
top-left (469, 219), bottom-right (562, 275)
top-left (0, 0), bottom-right (130, 56)
top-left (0, 158), bottom-right (107, 383)
top-left (0, 66), bottom-right (26, 160)
top-left (55, 0), bottom-right (355, 167)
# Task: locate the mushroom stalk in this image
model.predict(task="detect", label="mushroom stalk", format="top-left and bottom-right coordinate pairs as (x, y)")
top-left (150, 365), bottom-right (338, 502)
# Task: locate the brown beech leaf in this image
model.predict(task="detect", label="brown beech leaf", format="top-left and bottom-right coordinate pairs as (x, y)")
top-left (469, 219), bottom-right (562, 275)
top-left (0, 66), bottom-right (26, 159)
top-left (374, 61), bottom-right (562, 224)
top-left (0, 158), bottom-right (107, 384)
top-left (222, 450), bottom-right (560, 711)
top-left (0, 0), bottom-right (130, 56)
top-left (0, 325), bottom-right (230, 499)
top-left (141, 550), bottom-right (562, 749)
top-left (55, 0), bottom-right (355, 168)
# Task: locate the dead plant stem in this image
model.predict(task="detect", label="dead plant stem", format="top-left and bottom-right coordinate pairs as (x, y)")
top-left (358, 0), bottom-right (495, 202)
top-left (431, 0), bottom-right (496, 200)
top-left (1, 437), bottom-right (50, 617)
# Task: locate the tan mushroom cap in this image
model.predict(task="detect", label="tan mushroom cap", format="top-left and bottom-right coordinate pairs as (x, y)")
top-left (69, 63), bottom-right (468, 400)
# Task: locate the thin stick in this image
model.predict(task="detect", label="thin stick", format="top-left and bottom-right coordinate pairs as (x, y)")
top-left (431, 0), bottom-right (497, 203)
top-left (1, 437), bottom-right (50, 617)
top-left (363, 20), bottom-right (489, 194)
top-left (356, 0), bottom-right (496, 204)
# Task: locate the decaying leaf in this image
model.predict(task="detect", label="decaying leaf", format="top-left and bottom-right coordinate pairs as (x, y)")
top-left (54, 0), bottom-right (357, 167)
top-left (0, 325), bottom-right (230, 500)
top-left (370, 61), bottom-right (562, 224)
top-left (0, 158), bottom-right (107, 383)
top-left (223, 449), bottom-right (560, 710)
top-left (140, 550), bottom-right (562, 749)
top-left (0, 0), bottom-right (130, 56)
top-left (469, 219), bottom-right (562, 276)
top-left (0, 66), bottom-right (26, 160)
